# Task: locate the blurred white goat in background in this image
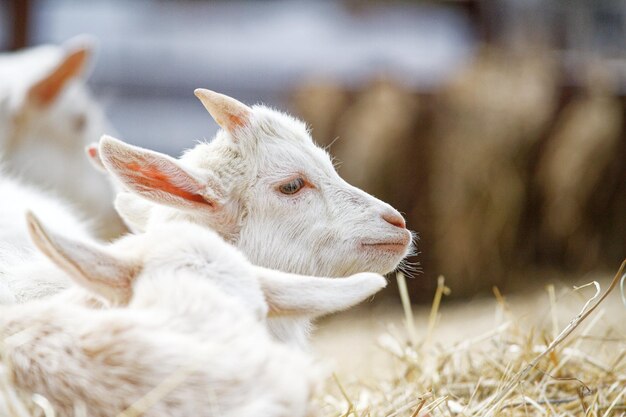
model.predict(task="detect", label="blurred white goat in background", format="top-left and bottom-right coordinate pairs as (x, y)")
top-left (0, 37), bottom-right (122, 238)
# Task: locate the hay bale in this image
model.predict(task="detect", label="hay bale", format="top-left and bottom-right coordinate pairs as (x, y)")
top-left (293, 79), bottom-right (421, 201)
top-left (535, 72), bottom-right (624, 269)
top-left (291, 80), bottom-right (351, 148)
top-left (429, 46), bottom-right (559, 294)
top-left (331, 79), bottom-right (420, 196)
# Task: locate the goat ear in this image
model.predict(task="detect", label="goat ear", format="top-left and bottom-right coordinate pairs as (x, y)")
top-left (27, 41), bottom-right (91, 107)
top-left (194, 89), bottom-right (252, 134)
top-left (85, 143), bottom-right (107, 172)
top-left (254, 267), bottom-right (387, 319)
top-left (99, 135), bottom-right (222, 211)
top-left (26, 212), bottom-right (136, 305)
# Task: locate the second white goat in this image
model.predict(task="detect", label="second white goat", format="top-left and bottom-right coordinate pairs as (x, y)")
top-left (1, 213), bottom-right (386, 417)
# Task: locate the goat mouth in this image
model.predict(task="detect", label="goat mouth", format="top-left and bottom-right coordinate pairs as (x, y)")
top-left (361, 241), bottom-right (409, 252)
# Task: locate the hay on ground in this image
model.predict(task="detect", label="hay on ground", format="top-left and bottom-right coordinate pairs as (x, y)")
top-left (319, 262), bottom-right (626, 417)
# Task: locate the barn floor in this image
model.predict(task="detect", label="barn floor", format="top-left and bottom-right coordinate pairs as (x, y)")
top-left (312, 271), bottom-right (625, 381)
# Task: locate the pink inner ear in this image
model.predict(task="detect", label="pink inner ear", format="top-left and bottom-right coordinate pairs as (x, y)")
top-left (28, 48), bottom-right (89, 106)
top-left (228, 113), bottom-right (247, 129)
top-left (125, 160), bottom-right (212, 206)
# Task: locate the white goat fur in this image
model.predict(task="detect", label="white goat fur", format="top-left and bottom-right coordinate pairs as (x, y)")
top-left (0, 175), bottom-right (90, 304)
top-left (99, 89), bottom-right (413, 346)
top-left (0, 38), bottom-right (117, 234)
top-left (0, 217), bottom-right (337, 417)
top-left (0, 170), bottom-right (386, 340)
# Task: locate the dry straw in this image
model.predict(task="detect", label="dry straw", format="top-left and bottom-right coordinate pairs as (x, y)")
top-left (321, 260), bottom-right (626, 417)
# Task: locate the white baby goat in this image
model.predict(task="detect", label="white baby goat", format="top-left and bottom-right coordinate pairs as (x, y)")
top-left (0, 214), bottom-right (386, 417)
top-left (0, 174), bottom-right (91, 304)
top-left (96, 89), bottom-right (414, 345)
top-left (0, 37), bottom-right (119, 236)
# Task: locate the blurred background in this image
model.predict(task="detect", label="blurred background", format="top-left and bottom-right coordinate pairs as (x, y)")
top-left (1, 0), bottom-right (625, 301)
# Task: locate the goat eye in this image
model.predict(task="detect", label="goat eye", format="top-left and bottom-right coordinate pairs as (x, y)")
top-left (278, 178), bottom-right (305, 195)
top-left (73, 114), bottom-right (86, 132)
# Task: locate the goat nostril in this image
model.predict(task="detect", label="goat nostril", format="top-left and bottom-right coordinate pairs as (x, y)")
top-left (382, 212), bottom-right (406, 229)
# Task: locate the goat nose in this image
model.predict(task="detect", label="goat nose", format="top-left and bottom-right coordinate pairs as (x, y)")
top-left (382, 211), bottom-right (406, 229)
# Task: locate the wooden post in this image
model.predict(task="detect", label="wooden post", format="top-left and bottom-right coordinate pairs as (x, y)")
top-left (9, 0), bottom-right (30, 50)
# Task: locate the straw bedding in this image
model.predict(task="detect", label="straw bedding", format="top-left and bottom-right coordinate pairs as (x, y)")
top-left (319, 264), bottom-right (626, 417)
